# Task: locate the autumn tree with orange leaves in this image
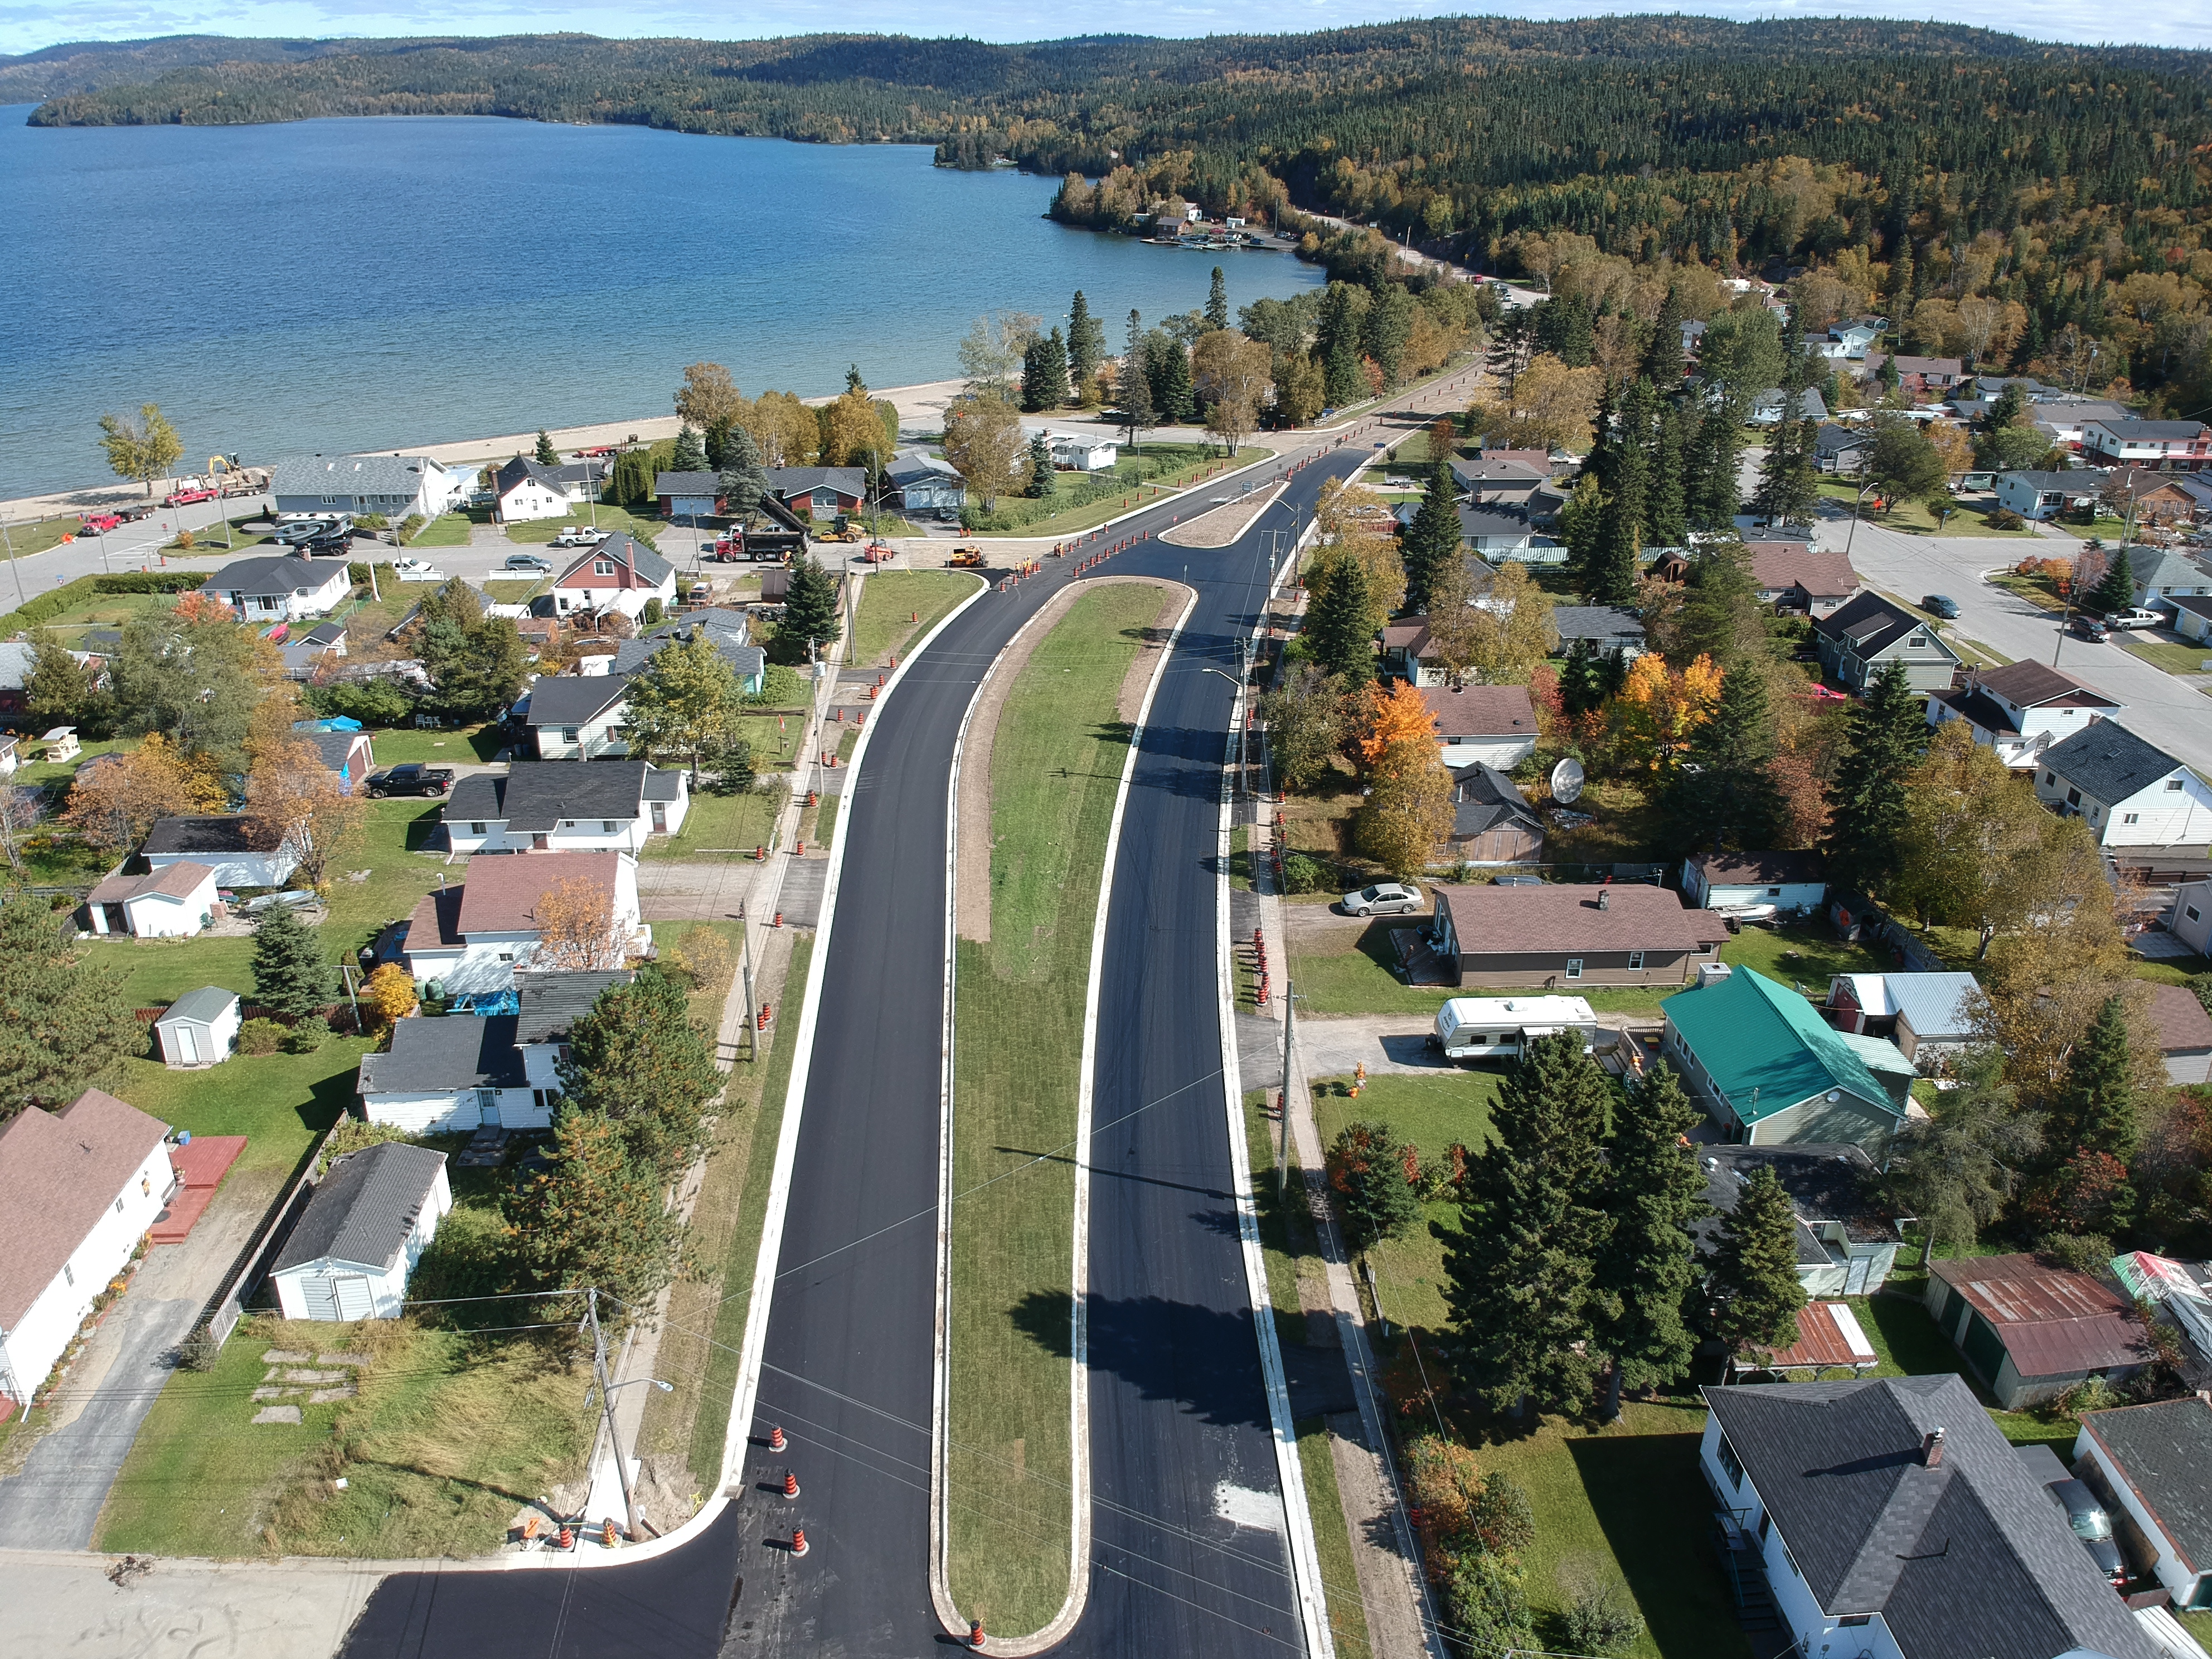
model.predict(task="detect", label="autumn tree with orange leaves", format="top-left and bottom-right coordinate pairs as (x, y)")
top-left (531, 875), bottom-right (629, 971)
top-left (1354, 682), bottom-right (1454, 877)
top-left (62, 733), bottom-right (225, 853)
top-left (244, 736), bottom-right (364, 886)
top-left (1606, 652), bottom-right (1721, 773)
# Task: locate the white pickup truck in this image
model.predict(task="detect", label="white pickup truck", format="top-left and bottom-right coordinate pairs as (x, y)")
top-left (2103, 607), bottom-right (2165, 631)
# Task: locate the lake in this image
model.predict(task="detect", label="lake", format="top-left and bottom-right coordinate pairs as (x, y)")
top-left (0, 108), bottom-right (1321, 499)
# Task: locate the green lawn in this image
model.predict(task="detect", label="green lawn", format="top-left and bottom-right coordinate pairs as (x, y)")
top-left (481, 577), bottom-right (549, 605)
top-left (361, 723), bottom-right (505, 765)
top-left (1988, 571), bottom-right (2067, 612)
top-left (115, 1039), bottom-right (372, 1183)
top-left (971, 445), bottom-right (1270, 539)
top-left (851, 570), bottom-right (980, 667)
top-left (7, 590), bottom-right (174, 650)
top-left (406, 513), bottom-right (474, 548)
top-left (502, 507), bottom-right (663, 548)
top-left (2121, 637), bottom-right (2212, 676)
top-left (734, 708), bottom-right (806, 773)
top-left (16, 732), bottom-right (135, 789)
top-left (1297, 1419), bottom-right (1374, 1659)
top-left (949, 583), bottom-right (1163, 1633)
top-left (1817, 483), bottom-right (2034, 538)
top-left (642, 786), bottom-right (780, 860)
top-left (0, 512), bottom-right (98, 557)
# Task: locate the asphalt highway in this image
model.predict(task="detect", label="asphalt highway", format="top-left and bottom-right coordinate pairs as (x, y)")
top-left (338, 430), bottom-right (1385, 1659)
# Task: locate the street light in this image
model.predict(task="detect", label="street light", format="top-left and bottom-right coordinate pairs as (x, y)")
top-left (1199, 666), bottom-right (1247, 799)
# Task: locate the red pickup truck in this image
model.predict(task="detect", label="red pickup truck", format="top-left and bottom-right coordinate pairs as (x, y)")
top-left (163, 485), bottom-right (219, 507)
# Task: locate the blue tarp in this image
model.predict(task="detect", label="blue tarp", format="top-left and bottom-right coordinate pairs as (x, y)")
top-left (452, 988), bottom-right (520, 1017)
top-left (293, 716), bottom-right (365, 733)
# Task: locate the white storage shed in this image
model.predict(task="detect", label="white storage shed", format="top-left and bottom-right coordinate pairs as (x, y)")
top-left (269, 1143), bottom-right (451, 1322)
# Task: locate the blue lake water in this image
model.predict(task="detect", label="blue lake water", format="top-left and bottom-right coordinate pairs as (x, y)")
top-left (0, 107), bottom-right (1321, 498)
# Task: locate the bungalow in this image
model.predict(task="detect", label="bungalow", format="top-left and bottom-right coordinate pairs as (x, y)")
top-left (1378, 618), bottom-right (1439, 686)
top-left (1549, 605), bottom-right (1645, 658)
top-left (1993, 469), bottom-right (2099, 521)
top-left (2102, 468), bottom-right (2206, 525)
top-left (2126, 547), bottom-right (2212, 612)
top-left (2074, 1398), bottom-right (2212, 1614)
top-left (443, 760), bottom-right (688, 853)
top-left (654, 470), bottom-right (722, 520)
top-left (885, 450), bottom-right (966, 517)
top-left (612, 610), bottom-right (767, 696)
top-left (400, 849), bottom-right (647, 995)
top-left (153, 986), bottom-right (242, 1069)
top-left (139, 816), bottom-right (299, 889)
top-left (766, 467), bottom-right (867, 522)
top-left (355, 1014), bottom-right (541, 1133)
top-left (1748, 387), bottom-right (1829, 426)
top-left (1419, 684), bottom-right (1539, 769)
top-left (269, 1143), bottom-right (452, 1322)
top-left (1428, 881), bottom-right (1730, 988)
top-left (1825, 972), bottom-right (1981, 1063)
top-left (1448, 503), bottom-right (1561, 561)
top-left (0, 1088), bottom-right (176, 1409)
top-left (523, 673), bottom-right (632, 761)
top-left (272, 453), bottom-right (470, 521)
top-left (280, 619), bottom-right (349, 678)
top-left (2147, 982), bottom-right (2212, 1087)
top-left (1924, 1252), bottom-right (2152, 1409)
top-left (1813, 591), bottom-right (1963, 693)
top-left (1665, 967), bottom-right (1909, 1148)
top-left (1698, 1375), bottom-right (2167, 1659)
top-left (1692, 1143), bottom-right (1902, 1296)
top-left (2034, 724), bottom-right (2212, 850)
top-left (1745, 542), bottom-right (1861, 617)
top-left (198, 555), bottom-right (353, 623)
top-left (2082, 419), bottom-right (2211, 471)
top-left (1681, 851), bottom-right (1827, 914)
top-left (1810, 421), bottom-right (1873, 474)
top-left (550, 532), bottom-right (677, 622)
top-left (1025, 429), bottom-right (1120, 472)
top-left (1925, 659), bottom-right (2123, 769)
top-left (491, 457), bottom-right (576, 524)
top-left (1862, 352), bottom-right (1966, 392)
top-left (1445, 763), bottom-right (1543, 865)
top-left (84, 861), bottom-right (219, 939)
top-left (515, 968), bottom-right (633, 1104)
top-left (1448, 456), bottom-right (1550, 505)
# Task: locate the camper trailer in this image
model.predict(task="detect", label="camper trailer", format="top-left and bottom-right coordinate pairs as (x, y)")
top-left (1431, 996), bottom-right (1598, 1063)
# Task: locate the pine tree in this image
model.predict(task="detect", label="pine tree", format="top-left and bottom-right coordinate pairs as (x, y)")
top-left (1642, 284), bottom-right (1685, 385)
top-left (1663, 659), bottom-right (1786, 854)
top-left (1205, 266), bottom-right (1230, 332)
top-left (1027, 433), bottom-right (1055, 498)
top-left (2055, 995), bottom-right (2141, 1163)
top-left (1688, 404), bottom-right (1743, 530)
top-left (534, 429), bottom-right (558, 465)
top-left (1401, 458), bottom-right (1462, 614)
top-left (1021, 329), bottom-right (1070, 412)
top-left (1118, 310), bottom-right (1155, 447)
top-left (0, 887), bottom-right (138, 1118)
top-left (1305, 552), bottom-right (1379, 687)
top-left (774, 553), bottom-right (842, 663)
top-left (1145, 332), bottom-right (1196, 423)
top-left (1589, 379), bottom-right (1652, 604)
top-left (2089, 545), bottom-right (2135, 616)
top-left (1822, 659), bottom-right (1922, 896)
top-left (1709, 1166), bottom-right (1808, 1358)
top-left (503, 1107), bottom-right (676, 1311)
top-left (1593, 1064), bottom-right (1705, 1417)
top-left (556, 966), bottom-right (722, 1181)
top-left (1444, 1030), bottom-right (1611, 1415)
top-left (1646, 406), bottom-right (1688, 550)
top-left (716, 424), bottom-right (769, 520)
top-left (250, 905), bottom-right (335, 1017)
top-left (671, 424), bottom-right (707, 473)
top-left (1068, 290), bottom-right (1105, 401)
top-left (1325, 1120), bottom-right (1423, 1250)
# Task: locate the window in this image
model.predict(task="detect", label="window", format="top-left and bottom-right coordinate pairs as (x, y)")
top-left (1765, 886), bottom-right (1782, 897)
top-left (1839, 1616), bottom-right (1873, 1628)
top-left (2124, 813), bottom-right (2140, 824)
top-left (1757, 1511), bottom-right (1770, 1542)
top-left (561, 727), bottom-right (579, 744)
top-left (497, 952), bottom-right (515, 963)
top-left (470, 822), bottom-right (486, 836)
top-left (2067, 788), bottom-right (2082, 806)
top-left (1627, 951), bottom-right (1645, 971)
top-left (2189, 905), bottom-right (2203, 923)
top-left (602, 821), bottom-right (616, 834)
top-left (63, 1263), bottom-right (74, 1287)
top-left (1715, 1432), bottom-right (1744, 1488)
top-left (2169, 778), bottom-right (2186, 792)
top-left (1565, 958), bottom-right (1583, 980)
top-left (594, 560), bottom-right (614, 576)
top-left (1908, 634), bottom-right (1927, 648)
top-left (2045, 771), bottom-right (2058, 787)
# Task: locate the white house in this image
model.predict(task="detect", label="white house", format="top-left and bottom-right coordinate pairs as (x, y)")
top-left (522, 674), bottom-right (633, 761)
top-left (491, 457), bottom-right (574, 523)
top-left (2081, 419), bottom-right (2211, 470)
top-left (401, 850), bottom-right (647, 995)
top-left (2074, 1398), bottom-right (2212, 1614)
top-left (0, 1089), bottom-right (175, 1409)
top-left (443, 762), bottom-right (688, 855)
top-left (1700, 1375), bottom-right (2167, 1659)
top-left (2169, 879), bottom-right (2212, 957)
top-left (138, 817), bottom-right (300, 889)
top-left (154, 986), bottom-right (242, 1069)
top-left (269, 1143), bottom-right (452, 1322)
top-left (272, 453), bottom-right (471, 521)
top-left (355, 1014), bottom-right (541, 1133)
top-left (84, 861), bottom-right (219, 938)
top-left (2124, 547), bottom-right (2212, 612)
top-left (198, 555), bottom-right (353, 623)
top-left (1023, 428), bottom-right (1119, 472)
top-left (1418, 685), bottom-right (1539, 769)
top-left (549, 532), bottom-right (677, 622)
top-left (1925, 659), bottom-right (2123, 769)
top-left (2034, 724), bottom-right (2212, 849)
top-left (1993, 469), bottom-right (2098, 521)
top-left (1681, 851), bottom-right (1827, 913)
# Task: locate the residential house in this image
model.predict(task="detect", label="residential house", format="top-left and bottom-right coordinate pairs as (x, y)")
top-left (0, 736), bottom-right (17, 778)
top-left (2103, 468), bottom-right (2206, 525)
top-left (198, 555), bottom-right (352, 623)
top-left (1862, 352), bottom-right (1966, 392)
top-left (1377, 618), bottom-right (1439, 686)
top-left (1745, 542), bottom-right (1862, 617)
top-left (1665, 967), bottom-right (1909, 1148)
top-left (2168, 879), bottom-right (2212, 957)
top-left (2171, 595), bottom-right (2212, 646)
top-left (269, 1143), bottom-right (452, 1322)
top-left (1924, 1253), bottom-right (2152, 1409)
top-left (1419, 685), bottom-right (1539, 768)
top-left (654, 470), bottom-right (722, 520)
top-left (1823, 319), bottom-right (1883, 359)
top-left (1550, 605), bottom-right (1646, 658)
top-left (1445, 502), bottom-right (1561, 561)
top-left (524, 673), bottom-right (632, 760)
top-left (1428, 882), bottom-right (1730, 988)
top-left (2029, 398), bottom-right (2136, 448)
top-left (280, 619), bottom-right (348, 677)
top-left (1698, 1374), bottom-right (2165, 1659)
top-left (139, 816), bottom-right (298, 888)
top-left (443, 761), bottom-right (689, 853)
top-left (612, 610), bottom-right (766, 696)
top-left (1813, 592), bottom-right (1963, 693)
top-left (513, 968), bottom-right (633, 1108)
top-left (1995, 470), bottom-right (2100, 521)
top-left (885, 450), bottom-right (966, 517)
top-left (2126, 547), bottom-right (2212, 612)
top-left (399, 849), bottom-right (647, 995)
top-left (1469, 446), bottom-right (1554, 473)
top-left (300, 727), bottom-right (375, 790)
top-left (84, 861), bottom-right (219, 939)
top-left (766, 467), bottom-right (867, 522)
top-left (2074, 1398), bottom-right (2212, 1614)
top-left (1681, 851), bottom-right (1828, 913)
top-left (273, 453), bottom-right (470, 521)
top-left (1749, 387), bottom-right (1830, 426)
top-left (0, 1089), bottom-right (175, 1409)
top-left (2034, 724), bottom-right (2212, 850)
top-left (153, 986), bottom-right (241, 1069)
top-left (1692, 1143), bottom-right (1902, 1296)
top-left (355, 1014), bottom-right (540, 1133)
top-left (491, 457), bottom-right (578, 523)
top-left (1448, 455), bottom-right (1550, 505)
top-left (1811, 422), bottom-right (1874, 474)
top-left (2082, 420), bottom-right (2212, 471)
top-left (1445, 764), bottom-right (1544, 864)
top-left (1825, 972), bottom-right (1982, 1063)
top-left (2146, 983), bottom-right (2212, 1087)
top-left (1023, 428), bottom-right (1120, 472)
top-left (1926, 660), bottom-right (2123, 769)
top-left (549, 532), bottom-right (677, 622)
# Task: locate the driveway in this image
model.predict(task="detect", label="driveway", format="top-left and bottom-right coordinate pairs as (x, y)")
top-left (0, 1546), bottom-right (380, 1659)
top-left (634, 857), bottom-right (760, 922)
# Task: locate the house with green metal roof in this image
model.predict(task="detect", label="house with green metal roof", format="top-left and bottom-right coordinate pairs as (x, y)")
top-left (1662, 967), bottom-right (1909, 1149)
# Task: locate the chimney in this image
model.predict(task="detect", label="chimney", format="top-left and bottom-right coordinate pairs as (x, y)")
top-left (1922, 1427), bottom-right (1946, 1468)
top-left (1598, 888), bottom-right (1611, 910)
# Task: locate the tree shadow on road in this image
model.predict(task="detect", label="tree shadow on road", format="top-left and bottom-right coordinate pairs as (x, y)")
top-left (1009, 1291), bottom-right (1274, 1431)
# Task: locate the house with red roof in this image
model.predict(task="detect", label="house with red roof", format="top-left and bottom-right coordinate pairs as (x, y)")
top-left (550, 532), bottom-right (677, 623)
top-left (399, 850), bottom-right (645, 996)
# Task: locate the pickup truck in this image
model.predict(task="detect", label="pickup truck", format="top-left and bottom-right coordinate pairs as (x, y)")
top-left (549, 527), bottom-right (609, 549)
top-left (77, 507), bottom-right (149, 533)
top-left (163, 485), bottom-right (219, 508)
top-left (365, 764), bottom-right (455, 798)
top-left (2103, 607), bottom-right (2166, 631)
top-left (392, 559), bottom-right (448, 583)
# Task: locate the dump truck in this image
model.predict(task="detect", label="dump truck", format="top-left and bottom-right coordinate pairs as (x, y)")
top-left (1430, 996), bottom-right (1598, 1063)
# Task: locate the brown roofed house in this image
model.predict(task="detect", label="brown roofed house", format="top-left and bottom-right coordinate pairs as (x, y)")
top-left (1744, 543), bottom-right (1862, 617)
top-left (1429, 881), bottom-right (1730, 988)
top-left (1925, 659), bottom-right (2122, 770)
top-left (1924, 1252), bottom-right (2155, 1409)
top-left (1419, 685), bottom-right (1538, 769)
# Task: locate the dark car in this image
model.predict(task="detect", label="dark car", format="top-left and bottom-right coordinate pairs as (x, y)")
top-left (2074, 615), bottom-right (2112, 643)
top-left (365, 764), bottom-right (454, 798)
top-left (1922, 594), bottom-right (1961, 619)
top-left (2049, 1478), bottom-right (2127, 1587)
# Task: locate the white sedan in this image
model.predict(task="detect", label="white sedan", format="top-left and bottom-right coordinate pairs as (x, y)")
top-left (1342, 881), bottom-right (1423, 917)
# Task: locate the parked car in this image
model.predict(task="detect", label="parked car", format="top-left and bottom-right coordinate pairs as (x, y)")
top-left (503, 552), bottom-right (553, 573)
top-left (1341, 881), bottom-right (1423, 918)
top-left (163, 485), bottom-right (219, 508)
top-left (2046, 1478), bottom-right (2127, 1587)
top-left (2104, 607), bottom-right (2165, 630)
top-left (1922, 594), bottom-right (1961, 619)
top-left (2074, 615), bottom-right (2112, 643)
top-left (392, 559), bottom-right (448, 583)
top-left (365, 764), bottom-right (454, 798)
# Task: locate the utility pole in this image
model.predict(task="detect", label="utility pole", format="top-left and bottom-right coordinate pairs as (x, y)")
top-left (1278, 981), bottom-right (1295, 1194)
top-left (739, 901), bottom-right (757, 1061)
top-left (585, 1288), bottom-right (641, 1545)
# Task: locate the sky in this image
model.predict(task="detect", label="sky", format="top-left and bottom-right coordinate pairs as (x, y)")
top-left (4, 0), bottom-right (2208, 58)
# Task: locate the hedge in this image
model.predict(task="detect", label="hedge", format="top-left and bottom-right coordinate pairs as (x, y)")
top-left (0, 571), bottom-right (205, 636)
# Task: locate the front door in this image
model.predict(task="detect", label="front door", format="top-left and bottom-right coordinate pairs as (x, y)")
top-left (174, 1025), bottom-right (200, 1066)
top-left (477, 1089), bottom-right (501, 1128)
top-left (334, 1275), bottom-right (375, 1321)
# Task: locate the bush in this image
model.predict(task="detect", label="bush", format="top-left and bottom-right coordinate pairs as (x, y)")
top-left (1988, 508), bottom-right (2027, 531)
top-left (746, 663), bottom-right (807, 707)
top-left (1325, 1120), bottom-right (1423, 1249)
top-left (175, 1321), bottom-right (222, 1372)
top-left (1280, 852), bottom-right (1331, 894)
top-left (317, 1114), bottom-right (415, 1175)
top-left (355, 512), bottom-right (390, 531)
top-left (2036, 1230), bottom-right (2115, 1274)
top-left (238, 1018), bottom-right (287, 1056)
top-left (640, 598), bottom-right (664, 625)
top-left (284, 1014), bottom-right (332, 1054)
top-left (1447, 1553), bottom-right (1533, 1655)
top-left (396, 513), bottom-right (424, 544)
top-left (668, 929), bottom-right (733, 990)
top-left (1560, 1579), bottom-right (1646, 1657)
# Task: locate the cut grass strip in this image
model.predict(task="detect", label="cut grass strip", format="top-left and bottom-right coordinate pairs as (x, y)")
top-left (1297, 1417), bottom-right (1375, 1659)
top-left (852, 570), bottom-right (979, 667)
top-left (948, 583), bottom-right (1163, 1634)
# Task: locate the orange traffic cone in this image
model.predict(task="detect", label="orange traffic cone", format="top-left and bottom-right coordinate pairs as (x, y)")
top-left (602, 1519), bottom-right (618, 1548)
top-left (970, 1618), bottom-right (987, 1648)
top-left (769, 1425), bottom-right (787, 1451)
top-left (791, 1527), bottom-right (811, 1557)
top-left (783, 1470), bottom-right (800, 1498)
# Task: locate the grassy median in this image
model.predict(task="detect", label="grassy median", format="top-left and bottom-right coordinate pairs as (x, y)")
top-left (947, 583), bottom-right (1163, 1633)
top-left (851, 570), bottom-right (979, 667)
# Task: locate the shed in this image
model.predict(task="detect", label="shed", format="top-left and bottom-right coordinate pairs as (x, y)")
top-left (154, 987), bottom-right (241, 1069)
top-left (2145, 983), bottom-right (2212, 1087)
top-left (1728, 1299), bottom-right (1880, 1379)
top-left (84, 861), bottom-right (220, 939)
top-left (1923, 1253), bottom-right (2153, 1409)
top-left (2074, 1398), bottom-right (2212, 1612)
top-left (270, 1143), bottom-right (452, 1322)
top-left (1823, 971), bottom-right (1981, 1062)
top-left (139, 816), bottom-right (299, 889)
top-left (1681, 851), bottom-right (1827, 913)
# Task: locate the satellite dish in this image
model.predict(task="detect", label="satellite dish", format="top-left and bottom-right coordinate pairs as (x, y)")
top-left (1550, 756), bottom-right (1586, 805)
